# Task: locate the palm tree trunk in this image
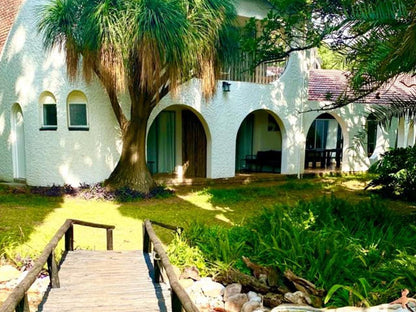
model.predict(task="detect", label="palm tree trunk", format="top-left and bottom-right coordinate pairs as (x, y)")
top-left (105, 111), bottom-right (156, 193)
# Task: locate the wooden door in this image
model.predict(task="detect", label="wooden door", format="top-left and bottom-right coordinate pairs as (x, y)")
top-left (182, 110), bottom-right (207, 177)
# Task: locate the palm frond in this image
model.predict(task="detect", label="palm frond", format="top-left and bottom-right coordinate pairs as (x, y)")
top-left (371, 91), bottom-right (416, 129)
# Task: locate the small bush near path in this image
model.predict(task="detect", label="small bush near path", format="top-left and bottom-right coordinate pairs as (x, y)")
top-left (368, 146), bottom-right (416, 200)
top-left (175, 195), bottom-right (416, 308)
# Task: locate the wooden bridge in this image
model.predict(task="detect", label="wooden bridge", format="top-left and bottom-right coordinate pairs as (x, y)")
top-left (0, 219), bottom-right (199, 312)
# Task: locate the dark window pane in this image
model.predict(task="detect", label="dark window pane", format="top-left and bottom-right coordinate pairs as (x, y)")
top-left (69, 103), bottom-right (87, 126)
top-left (367, 119), bottom-right (378, 156)
top-left (306, 121), bottom-right (316, 149)
top-left (43, 104), bottom-right (57, 126)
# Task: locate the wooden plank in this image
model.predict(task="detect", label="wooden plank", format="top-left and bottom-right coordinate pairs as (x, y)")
top-left (38, 250), bottom-right (172, 312)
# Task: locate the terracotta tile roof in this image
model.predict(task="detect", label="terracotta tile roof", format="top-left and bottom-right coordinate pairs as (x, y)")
top-left (0, 0), bottom-right (24, 56)
top-left (308, 69), bottom-right (416, 105)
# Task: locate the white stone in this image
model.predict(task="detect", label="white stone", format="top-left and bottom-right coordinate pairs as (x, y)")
top-left (0, 265), bottom-right (21, 282)
top-left (225, 293), bottom-right (249, 312)
top-left (199, 277), bottom-right (225, 298)
top-left (224, 283), bottom-right (243, 301)
top-left (242, 301), bottom-right (262, 312)
top-left (248, 291), bottom-right (259, 300)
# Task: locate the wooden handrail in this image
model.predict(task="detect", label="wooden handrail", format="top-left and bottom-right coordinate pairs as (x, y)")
top-left (0, 219), bottom-right (115, 312)
top-left (143, 219), bottom-right (199, 312)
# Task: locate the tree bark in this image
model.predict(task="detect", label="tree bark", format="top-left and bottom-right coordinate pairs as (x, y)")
top-left (104, 96), bottom-right (156, 193)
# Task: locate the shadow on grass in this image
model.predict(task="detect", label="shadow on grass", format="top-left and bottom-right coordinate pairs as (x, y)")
top-left (0, 185), bottom-right (64, 257)
top-left (116, 179), bottom-right (327, 245)
top-left (199, 179), bottom-right (324, 207)
top-left (117, 191), bottom-right (249, 244)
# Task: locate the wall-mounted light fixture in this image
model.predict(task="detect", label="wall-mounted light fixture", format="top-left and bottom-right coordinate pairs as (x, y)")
top-left (222, 81), bottom-right (231, 92)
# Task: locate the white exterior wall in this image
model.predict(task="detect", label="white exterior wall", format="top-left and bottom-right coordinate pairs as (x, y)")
top-left (0, 0), bottom-right (401, 186)
top-left (0, 0), bottom-right (124, 186)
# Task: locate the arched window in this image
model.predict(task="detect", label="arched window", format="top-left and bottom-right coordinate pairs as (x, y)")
top-left (67, 91), bottom-right (88, 130)
top-left (39, 92), bottom-right (57, 130)
top-left (366, 113), bottom-right (378, 157)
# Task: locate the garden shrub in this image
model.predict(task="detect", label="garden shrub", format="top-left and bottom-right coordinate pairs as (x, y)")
top-left (167, 234), bottom-right (211, 276)
top-left (180, 196), bottom-right (416, 307)
top-left (367, 146), bottom-right (416, 200)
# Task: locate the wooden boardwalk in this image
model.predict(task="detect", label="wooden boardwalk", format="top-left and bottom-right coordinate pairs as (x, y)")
top-left (38, 250), bottom-right (172, 312)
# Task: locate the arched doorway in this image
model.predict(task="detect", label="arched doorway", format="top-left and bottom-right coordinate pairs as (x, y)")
top-left (235, 110), bottom-right (282, 173)
top-left (147, 108), bottom-right (207, 178)
top-left (305, 113), bottom-right (343, 169)
top-left (11, 103), bottom-right (26, 181)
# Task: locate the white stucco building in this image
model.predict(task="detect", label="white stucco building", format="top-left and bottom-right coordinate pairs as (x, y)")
top-left (0, 0), bottom-right (413, 186)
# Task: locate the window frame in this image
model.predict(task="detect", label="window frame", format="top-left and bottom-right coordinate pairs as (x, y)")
top-left (39, 92), bottom-right (58, 131)
top-left (67, 91), bottom-right (89, 131)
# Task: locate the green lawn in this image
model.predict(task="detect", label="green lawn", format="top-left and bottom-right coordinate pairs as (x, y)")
top-left (0, 175), bottom-right (414, 265)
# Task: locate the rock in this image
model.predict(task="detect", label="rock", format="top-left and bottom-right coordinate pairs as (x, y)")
top-left (284, 291), bottom-right (311, 305)
top-left (209, 296), bottom-right (225, 310)
top-left (179, 278), bottom-right (195, 290)
top-left (0, 265), bottom-right (21, 282)
top-left (247, 291), bottom-right (262, 304)
top-left (248, 291), bottom-right (259, 301)
top-left (225, 293), bottom-right (249, 312)
top-left (224, 283), bottom-right (242, 301)
top-left (180, 266), bottom-right (200, 281)
top-left (194, 293), bottom-right (210, 307)
top-left (263, 293), bottom-right (284, 308)
top-left (199, 277), bottom-right (225, 297)
top-left (270, 304), bottom-right (322, 312)
top-left (242, 300), bottom-right (262, 312)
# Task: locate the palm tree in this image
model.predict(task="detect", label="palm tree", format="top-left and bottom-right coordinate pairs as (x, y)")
top-left (38, 0), bottom-right (237, 193)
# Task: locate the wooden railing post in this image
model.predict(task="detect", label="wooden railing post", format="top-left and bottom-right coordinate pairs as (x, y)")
top-left (143, 222), bottom-right (151, 253)
top-left (15, 294), bottom-right (29, 312)
top-left (106, 228), bottom-right (113, 250)
top-left (153, 253), bottom-right (161, 283)
top-left (171, 290), bottom-right (183, 312)
top-left (65, 223), bottom-right (74, 251)
top-left (47, 250), bottom-right (60, 288)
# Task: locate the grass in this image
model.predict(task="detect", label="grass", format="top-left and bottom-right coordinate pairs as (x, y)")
top-left (0, 174), bottom-right (415, 265)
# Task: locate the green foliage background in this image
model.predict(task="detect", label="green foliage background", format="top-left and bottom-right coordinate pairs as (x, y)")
top-left (369, 146), bottom-right (416, 200)
top-left (171, 196), bottom-right (416, 307)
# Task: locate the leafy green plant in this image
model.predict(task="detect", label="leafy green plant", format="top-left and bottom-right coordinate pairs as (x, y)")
top-left (367, 146), bottom-right (416, 200)
top-left (167, 234), bottom-right (211, 276)
top-left (184, 196), bottom-right (416, 307)
top-left (325, 283), bottom-right (371, 307)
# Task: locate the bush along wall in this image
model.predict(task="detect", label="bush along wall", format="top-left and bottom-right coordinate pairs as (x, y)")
top-left (367, 146), bottom-right (416, 200)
